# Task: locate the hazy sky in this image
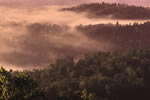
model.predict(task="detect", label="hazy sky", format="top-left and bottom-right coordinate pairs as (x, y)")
top-left (0, 0), bottom-right (150, 6)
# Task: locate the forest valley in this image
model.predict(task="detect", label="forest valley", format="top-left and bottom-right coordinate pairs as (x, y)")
top-left (0, 2), bottom-right (150, 100)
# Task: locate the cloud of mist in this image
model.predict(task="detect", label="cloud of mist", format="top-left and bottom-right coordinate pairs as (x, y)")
top-left (0, 23), bottom-right (111, 68)
top-left (0, 5), bottom-right (148, 70)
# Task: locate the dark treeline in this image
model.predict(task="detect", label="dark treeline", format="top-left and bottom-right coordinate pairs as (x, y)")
top-left (27, 23), bottom-right (70, 35)
top-left (77, 22), bottom-right (150, 51)
top-left (24, 48), bottom-right (150, 100)
top-left (62, 2), bottom-right (150, 19)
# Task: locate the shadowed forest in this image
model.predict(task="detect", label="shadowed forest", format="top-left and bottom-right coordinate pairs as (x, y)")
top-left (76, 22), bottom-right (150, 51)
top-left (62, 3), bottom-right (150, 19)
top-left (2, 49), bottom-right (150, 100)
top-left (0, 2), bottom-right (150, 100)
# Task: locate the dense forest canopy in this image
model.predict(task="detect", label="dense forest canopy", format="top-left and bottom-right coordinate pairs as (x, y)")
top-left (2, 49), bottom-right (150, 100)
top-left (62, 2), bottom-right (150, 19)
top-left (25, 49), bottom-right (150, 100)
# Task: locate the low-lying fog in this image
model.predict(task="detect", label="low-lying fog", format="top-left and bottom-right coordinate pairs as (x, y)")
top-left (0, 5), bottom-right (149, 70)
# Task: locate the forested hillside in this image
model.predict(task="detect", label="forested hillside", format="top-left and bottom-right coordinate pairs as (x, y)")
top-left (1, 2), bottom-right (150, 100)
top-left (25, 49), bottom-right (150, 100)
top-left (76, 22), bottom-right (150, 51)
top-left (1, 19), bottom-right (150, 100)
top-left (2, 22), bottom-right (150, 100)
top-left (62, 2), bottom-right (150, 19)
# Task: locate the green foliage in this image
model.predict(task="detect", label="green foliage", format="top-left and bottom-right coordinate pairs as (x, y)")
top-left (27, 48), bottom-right (150, 100)
top-left (56, 89), bottom-right (96, 100)
top-left (81, 89), bottom-right (96, 100)
top-left (0, 67), bottom-right (45, 100)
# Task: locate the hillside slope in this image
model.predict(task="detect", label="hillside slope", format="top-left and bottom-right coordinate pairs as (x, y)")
top-left (76, 22), bottom-right (150, 51)
top-left (62, 3), bottom-right (150, 19)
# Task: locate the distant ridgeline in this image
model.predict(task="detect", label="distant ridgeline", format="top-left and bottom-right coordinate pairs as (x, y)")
top-left (76, 22), bottom-right (150, 51)
top-left (62, 2), bottom-right (150, 19)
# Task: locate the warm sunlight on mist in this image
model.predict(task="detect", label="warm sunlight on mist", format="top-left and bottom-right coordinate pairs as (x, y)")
top-left (0, 5), bottom-right (149, 70)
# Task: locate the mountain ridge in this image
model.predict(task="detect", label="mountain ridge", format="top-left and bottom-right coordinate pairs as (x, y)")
top-left (62, 3), bottom-right (150, 19)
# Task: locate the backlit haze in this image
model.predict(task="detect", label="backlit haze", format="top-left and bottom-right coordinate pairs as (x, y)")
top-left (0, 0), bottom-right (150, 70)
top-left (0, 0), bottom-right (150, 6)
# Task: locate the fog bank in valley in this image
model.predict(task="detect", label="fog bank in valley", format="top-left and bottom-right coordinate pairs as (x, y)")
top-left (0, 5), bottom-right (149, 70)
